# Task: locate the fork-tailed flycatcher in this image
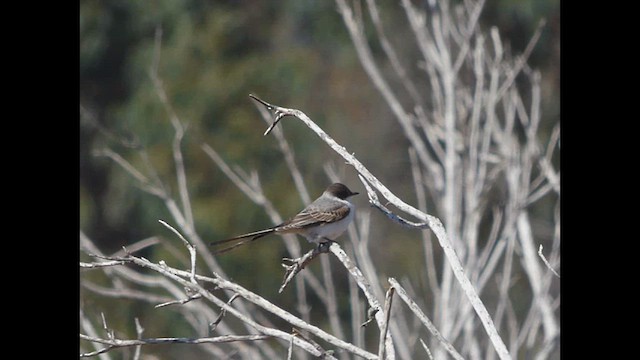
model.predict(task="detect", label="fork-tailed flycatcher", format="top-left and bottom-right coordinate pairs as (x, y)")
top-left (210, 183), bottom-right (358, 254)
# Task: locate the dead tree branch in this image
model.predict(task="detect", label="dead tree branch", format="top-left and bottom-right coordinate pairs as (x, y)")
top-left (250, 93), bottom-right (512, 360)
top-left (81, 234), bottom-right (376, 360)
top-left (80, 334), bottom-right (271, 357)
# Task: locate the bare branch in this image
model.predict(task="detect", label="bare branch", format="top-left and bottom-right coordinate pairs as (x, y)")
top-left (79, 309), bottom-right (113, 360)
top-left (133, 318), bottom-right (144, 360)
top-left (93, 148), bottom-right (165, 197)
top-left (147, 26), bottom-right (194, 228)
top-left (361, 306), bottom-right (379, 328)
top-left (329, 242), bottom-right (395, 358)
top-left (81, 233), bottom-right (265, 359)
top-left (364, 0), bottom-right (423, 104)
top-left (155, 293), bottom-right (203, 309)
top-left (80, 260), bottom-right (127, 269)
top-left (287, 332), bottom-right (294, 360)
top-left (109, 236), bottom-right (162, 257)
top-left (517, 213), bottom-right (559, 344)
top-left (358, 174), bottom-right (430, 230)
top-left (538, 245), bottom-right (560, 278)
top-left (389, 278), bottom-right (464, 360)
top-left (83, 2), bottom-right (558, 358)
top-left (80, 333), bottom-right (271, 357)
top-left (279, 247), bottom-right (323, 293)
top-left (252, 99), bottom-right (311, 204)
top-left (86, 251), bottom-right (376, 360)
top-left (419, 338), bottom-right (435, 360)
top-left (378, 286), bottom-right (395, 360)
top-left (496, 19), bottom-right (547, 100)
top-left (251, 93), bottom-right (512, 360)
top-left (319, 253), bottom-right (347, 342)
top-left (334, 0), bottom-right (438, 176)
top-left (209, 294), bottom-right (241, 332)
top-left (348, 262), bottom-right (365, 348)
top-left (158, 219), bottom-right (197, 283)
top-left (201, 142), bottom-right (305, 261)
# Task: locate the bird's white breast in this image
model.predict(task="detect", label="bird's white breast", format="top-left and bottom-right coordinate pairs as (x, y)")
top-left (303, 200), bottom-right (355, 243)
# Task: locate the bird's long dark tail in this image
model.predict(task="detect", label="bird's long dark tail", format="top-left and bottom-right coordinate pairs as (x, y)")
top-left (209, 228), bottom-right (275, 255)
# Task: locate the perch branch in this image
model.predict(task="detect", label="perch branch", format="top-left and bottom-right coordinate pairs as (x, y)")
top-left (279, 247), bottom-right (324, 294)
top-left (249, 93), bottom-right (512, 360)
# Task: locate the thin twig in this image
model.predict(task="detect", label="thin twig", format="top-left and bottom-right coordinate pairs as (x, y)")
top-left (389, 278), bottom-right (464, 360)
top-left (93, 148), bottom-right (164, 197)
top-left (328, 242), bottom-right (395, 358)
top-left (82, 281), bottom-right (172, 305)
top-left (253, 100), bottom-right (311, 204)
top-left (361, 307), bottom-right (379, 328)
top-left (538, 245), bottom-right (560, 278)
top-left (209, 294), bottom-right (241, 332)
top-left (81, 234), bottom-right (268, 359)
top-left (320, 253), bottom-right (347, 342)
top-left (109, 237), bottom-right (162, 257)
top-left (336, 0), bottom-right (436, 179)
top-left (80, 333), bottom-right (271, 357)
top-left (419, 338), bottom-right (435, 360)
top-left (79, 309), bottom-right (113, 360)
top-left (358, 174), bottom-right (430, 229)
top-left (155, 293), bottom-right (203, 309)
top-left (159, 219), bottom-right (197, 284)
top-left (364, 0), bottom-right (422, 104)
top-left (496, 19), bottom-right (547, 100)
top-left (287, 332), bottom-right (295, 360)
top-left (378, 286), bottom-right (395, 360)
top-left (291, 328), bottom-right (334, 358)
top-left (80, 260), bottom-right (127, 269)
top-left (147, 25), bottom-right (194, 228)
top-left (409, 148), bottom-right (440, 298)
top-left (133, 318), bottom-right (144, 360)
top-left (88, 251), bottom-right (375, 360)
top-left (280, 247), bottom-right (323, 293)
top-left (201, 142), bottom-right (305, 261)
top-left (517, 213), bottom-right (559, 343)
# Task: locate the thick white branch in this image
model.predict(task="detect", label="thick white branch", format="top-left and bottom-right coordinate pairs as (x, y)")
top-left (93, 252), bottom-right (377, 360)
top-left (250, 94), bottom-right (512, 360)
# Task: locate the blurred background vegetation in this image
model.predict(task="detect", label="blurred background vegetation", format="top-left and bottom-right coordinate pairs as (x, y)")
top-left (80, 0), bottom-right (559, 358)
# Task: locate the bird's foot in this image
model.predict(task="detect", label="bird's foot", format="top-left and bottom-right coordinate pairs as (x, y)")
top-left (317, 239), bottom-right (336, 253)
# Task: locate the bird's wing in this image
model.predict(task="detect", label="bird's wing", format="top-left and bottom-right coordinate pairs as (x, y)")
top-left (277, 201), bottom-right (351, 231)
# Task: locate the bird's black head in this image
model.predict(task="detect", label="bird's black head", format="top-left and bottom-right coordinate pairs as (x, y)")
top-left (326, 183), bottom-right (359, 199)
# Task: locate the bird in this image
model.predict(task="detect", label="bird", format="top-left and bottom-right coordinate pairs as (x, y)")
top-left (210, 183), bottom-right (359, 254)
